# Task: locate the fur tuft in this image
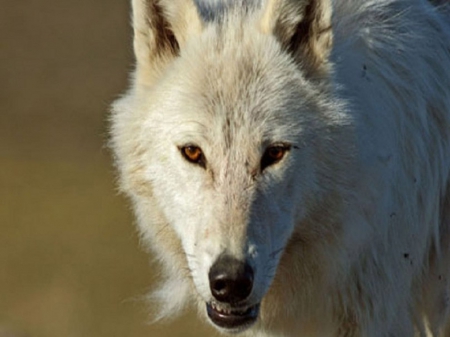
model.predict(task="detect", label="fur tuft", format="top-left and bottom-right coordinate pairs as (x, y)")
top-left (149, 277), bottom-right (192, 322)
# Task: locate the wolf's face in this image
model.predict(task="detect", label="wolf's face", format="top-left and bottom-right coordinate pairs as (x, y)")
top-left (112, 0), bottom-right (353, 333)
top-left (142, 33), bottom-right (324, 332)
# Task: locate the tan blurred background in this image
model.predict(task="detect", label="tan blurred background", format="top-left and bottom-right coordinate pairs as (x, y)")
top-left (0, 1), bottom-right (215, 336)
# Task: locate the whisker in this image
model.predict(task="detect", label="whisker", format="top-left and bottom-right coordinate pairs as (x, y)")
top-left (154, 223), bottom-right (170, 239)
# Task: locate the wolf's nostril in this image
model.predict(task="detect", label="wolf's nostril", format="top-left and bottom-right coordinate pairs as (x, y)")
top-left (209, 254), bottom-right (254, 304)
top-left (213, 280), bottom-right (227, 293)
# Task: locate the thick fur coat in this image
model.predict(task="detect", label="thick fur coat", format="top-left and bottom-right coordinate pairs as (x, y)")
top-left (110, 0), bottom-right (450, 336)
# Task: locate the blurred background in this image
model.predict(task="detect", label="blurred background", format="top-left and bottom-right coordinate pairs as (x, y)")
top-left (0, 1), bottom-right (215, 336)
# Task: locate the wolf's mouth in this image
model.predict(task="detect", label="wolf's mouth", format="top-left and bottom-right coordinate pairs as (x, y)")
top-left (206, 302), bottom-right (260, 331)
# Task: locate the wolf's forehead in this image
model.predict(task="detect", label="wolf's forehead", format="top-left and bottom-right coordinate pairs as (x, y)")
top-left (179, 75), bottom-right (301, 149)
top-left (176, 54), bottom-right (302, 145)
top-left (169, 18), bottom-right (306, 143)
top-left (186, 40), bottom-right (288, 110)
top-left (192, 62), bottom-right (289, 133)
top-left (168, 62), bottom-right (299, 148)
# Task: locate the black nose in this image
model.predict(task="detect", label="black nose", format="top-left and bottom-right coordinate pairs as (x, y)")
top-left (208, 254), bottom-right (254, 304)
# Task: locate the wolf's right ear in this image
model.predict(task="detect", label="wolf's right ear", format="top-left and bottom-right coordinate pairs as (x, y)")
top-left (132, 0), bottom-right (203, 86)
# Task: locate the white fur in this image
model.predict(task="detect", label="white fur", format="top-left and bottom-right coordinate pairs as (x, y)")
top-left (110, 0), bottom-right (450, 336)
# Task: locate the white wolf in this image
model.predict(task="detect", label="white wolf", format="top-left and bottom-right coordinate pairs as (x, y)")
top-left (110, 0), bottom-right (450, 336)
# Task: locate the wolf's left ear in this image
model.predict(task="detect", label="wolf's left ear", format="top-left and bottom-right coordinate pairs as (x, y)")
top-left (260, 0), bottom-right (333, 77)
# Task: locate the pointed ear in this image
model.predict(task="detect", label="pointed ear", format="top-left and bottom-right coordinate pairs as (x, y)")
top-left (260, 0), bottom-right (333, 77)
top-left (132, 0), bottom-right (203, 85)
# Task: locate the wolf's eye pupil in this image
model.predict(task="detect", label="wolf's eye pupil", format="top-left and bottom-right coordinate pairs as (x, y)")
top-left (180, 145), bottom-right (206, 168)
top-left (268, 147), bottom-right (284, 161)
top-left (261, 145), bottom-right (289, 171)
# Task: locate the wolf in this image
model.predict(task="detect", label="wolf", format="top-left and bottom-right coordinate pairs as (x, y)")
top-left (110, 0), bottom-right (450, 336)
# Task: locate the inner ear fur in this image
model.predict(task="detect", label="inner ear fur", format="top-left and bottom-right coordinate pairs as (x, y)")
top-left (260, 0), bottom-right (333, 77)
top-left (132, 0), bottom-right (203, 85)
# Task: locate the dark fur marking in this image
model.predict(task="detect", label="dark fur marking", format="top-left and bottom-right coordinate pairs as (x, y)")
top-left (194, 0), bottom-right (227, 22)
top-left (194, 0), bottom-right (258, 22)
top-left (150, 1), bottom-right (179, 56)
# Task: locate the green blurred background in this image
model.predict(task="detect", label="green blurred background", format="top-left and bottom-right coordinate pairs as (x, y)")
top-left (0, 1), bottom-right (215, 336)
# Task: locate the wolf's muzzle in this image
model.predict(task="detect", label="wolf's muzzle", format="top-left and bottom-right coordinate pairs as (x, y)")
top-left (207, 254), bottom-right (258, 330)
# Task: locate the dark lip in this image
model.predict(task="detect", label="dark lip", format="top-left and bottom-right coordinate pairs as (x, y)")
top-left (206, 302), bottom-right (260, 332)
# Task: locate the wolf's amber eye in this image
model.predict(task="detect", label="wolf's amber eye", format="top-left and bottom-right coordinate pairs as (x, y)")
top-left (261, 145), bottom-right (290, 171)
top-left (180, 145), bottom-right (206, 168)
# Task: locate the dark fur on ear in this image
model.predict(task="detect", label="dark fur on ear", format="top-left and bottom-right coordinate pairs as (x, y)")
top-left (132, 0), bottom-right (203, 86)
top-left (260, 0), bottom-right (333, 77)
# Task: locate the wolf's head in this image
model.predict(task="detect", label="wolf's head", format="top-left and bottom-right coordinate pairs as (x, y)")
top-left (111, 0), bottom-right (355, 334)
